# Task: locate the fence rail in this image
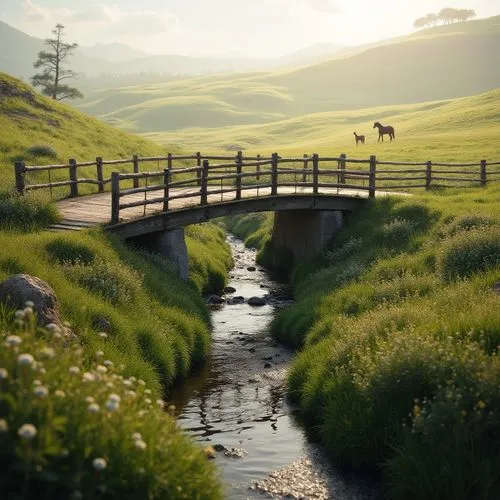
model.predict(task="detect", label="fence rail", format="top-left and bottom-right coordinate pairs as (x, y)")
top-left (13, 151), bottom-right (500, 224)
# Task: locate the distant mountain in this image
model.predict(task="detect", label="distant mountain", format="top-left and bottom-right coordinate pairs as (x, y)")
top-left (277, 42), bottom-right (346, 66)
top-left (79, 43), bottom-right (150, 62)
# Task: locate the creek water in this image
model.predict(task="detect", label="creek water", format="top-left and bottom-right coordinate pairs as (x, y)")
top-left (171, 235), bottom-right (377, 499)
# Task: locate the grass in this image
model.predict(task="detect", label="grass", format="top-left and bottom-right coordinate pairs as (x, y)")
top-left (0, 315), bottom-right (222, 499)
top-left (226, 184), bottom-right (500, 498)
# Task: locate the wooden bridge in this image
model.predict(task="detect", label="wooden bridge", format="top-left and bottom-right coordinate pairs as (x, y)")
top-left (14, 151), bottom-right (500, 238)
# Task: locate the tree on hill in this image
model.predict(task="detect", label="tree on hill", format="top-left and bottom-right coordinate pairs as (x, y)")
top-left (414, 8), bottom-right (476, 29)
top-left (30, 24), bottom-right (83, 101)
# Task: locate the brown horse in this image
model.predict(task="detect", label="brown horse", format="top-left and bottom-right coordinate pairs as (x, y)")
top-left (373, 122), bottom-right (395, 142)
top-left (353, 132), bottom-right (365, 145)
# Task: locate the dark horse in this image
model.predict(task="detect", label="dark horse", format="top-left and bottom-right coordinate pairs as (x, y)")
top-left (373, 122), bottom-right (395, 142)
top-left (353, 132), bottom-right (365, 145)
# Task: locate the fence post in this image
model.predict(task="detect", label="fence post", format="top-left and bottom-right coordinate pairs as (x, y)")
top-left (96, 157), bottom-right (104, 193)
top-left (167, 152), bottom-right (173, 171)
top-left (14, 161), bottom-right (26, 195)
top-left (369, 155), bottom-right (376, 198)
top-left (426, 160), bottom-right (432, 190)
top-left (271, 153), bottom-right (279, 195)
top-left (133, 155), bottom-right (139, 189)
top-left (312, 153), bottom-right (319, 194)
top-left (339, 153), bottom-right (346, 184)
top-left (69, 158), bottom-right (78, 197)
top-left (235, 150), bottom-right (243, 200)
top-left (196, 151), bottom-right (202, 187)
top-left (480, 159), bottom-right (487, 186)
top-left (256, 154), bottom-right (261, 181)
top-left (201, 159), bottom-right (209, 205)
top-left (163, 168), bottom-right (170, 212)
top-left (303, 153), bottom-right (308, 183)
top-left (111, 172), bottom-right (120, 224)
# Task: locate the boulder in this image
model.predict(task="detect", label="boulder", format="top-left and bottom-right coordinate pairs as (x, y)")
top-left (92, 315), bottom-right (112, 333)
top-left (248, 296), bottom-right (266, 306)
top-left (0, 274), bottom-right (62, 327)
top-left (224, 286), bottom-right (237, 294)
top-left (207, 295), bottom-right (225, 305)
top-left (227, 296), bottom-right (245, 305)
top-left (247, 266), bottom-right (256, 272)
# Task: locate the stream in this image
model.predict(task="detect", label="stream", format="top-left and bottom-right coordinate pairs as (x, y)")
top-left (171, 235), bottom-right (377, 499)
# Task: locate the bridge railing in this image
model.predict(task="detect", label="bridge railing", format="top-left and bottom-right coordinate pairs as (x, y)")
top-left (108, 153), bottom-right (500, 224)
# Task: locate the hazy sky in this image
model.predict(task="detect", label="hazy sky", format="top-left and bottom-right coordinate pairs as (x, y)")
top-left (1, 0), bottom-right (499, 57)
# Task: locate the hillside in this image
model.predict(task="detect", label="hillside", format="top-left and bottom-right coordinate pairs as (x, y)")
top-left (0, 72), bottom-right (169, 188)
top-left (145, 88), bottom-right (500, 162)
top-left (77, 15), bottom-right (500, 133)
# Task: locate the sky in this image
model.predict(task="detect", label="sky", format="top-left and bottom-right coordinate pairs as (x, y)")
top-left (1, 0), bottom-right (499, 58)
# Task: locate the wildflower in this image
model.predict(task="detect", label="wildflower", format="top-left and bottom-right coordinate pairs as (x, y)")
top-left (103, 360), bottom-right (113, 367)
top-left (123, 379), bottom-right (132, 387)
top-left (55, 390), bottom-right (66, 398)
top-left (88, 403), bottom-right (100, 414)
top-left (60, 448), bottom-right (69, 457)
top-left (126, 390), bottom-right (137, 398)
top-left (23, 306), bottom-right (33, 316)
top-left (108, 394), bottom-right (121, 404)
top-left (69, 366), bottom-right (80, 375)
top-left (25, 300), bottom-right (34, 308)
top-left (138, 379), bottom-right (146, 386)
top-left (106, 382), bottom-right (114, 389)
top-left (33, 379), bottom-right (42, 386)
top-left (18, 423), bottom-right (37, 440)
top-left (105, 399), bottom-right (119, 412)
top-left (18, 353), bottom-right (34, 366)
top-left (92, 458), bottom-right (107, 470)
top-left (0, 368), bottom-right (8, 380)
top-left (98, 332), bottom-right (108, 339)
top-left (144, 398), bottom-right (152, 405)
top-left (95, 351), bottom-right (104, 358)
top-left (85, 396), bottom-right (95, 404)
top-left (132, 432), bottom-right (142, 441)
top-left (96, 365), bottom-right (107, 374)
top-left (7, 335), bottom-right (22, 346)
top-left (14, 310), bottom-right (25, 320)
top-left (129, 376), bottom-right (137, 383)
top-left (82, 372), bottom-right (96, 382)
top-left (40, 347), bottom-right (55, 359)
top-left (144, 389), bottom-right (152, 395)
top-left (45, 323), bottom-right (61, 335)
top-left (34, 386), bottom-right (49, 399)
top-left (134, 439), bottom-right (147, 450)
top-left (0, 419), bottom-right (8, 433)
top-left (156, 399), bottom-right (165, 409)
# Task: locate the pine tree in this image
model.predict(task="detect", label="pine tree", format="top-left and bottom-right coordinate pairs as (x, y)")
top-left (31, 24), bottom-right (83, 101)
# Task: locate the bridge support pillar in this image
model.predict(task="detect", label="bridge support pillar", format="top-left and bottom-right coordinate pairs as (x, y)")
top-left (271, 210), bottom-right (343, 262)
top-left (129, 228), bottom-right (189, 282)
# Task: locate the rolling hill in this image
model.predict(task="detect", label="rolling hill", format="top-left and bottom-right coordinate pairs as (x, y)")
top-left (77, 15), bottom-right (500, 133)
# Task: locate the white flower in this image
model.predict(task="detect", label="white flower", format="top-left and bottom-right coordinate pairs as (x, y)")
top-left (106, 382), bottom-right (114, 389)
top-left (45, 323), bottom-right (61, 334)
top-left (132, 432), bottom-right (142, 441)
top-left (88, 403), bottom-right (100, 413)
top-left (144, 398), bottom-right (152, 405)
top-left (123, 379), bottom-right (132, 387)
top-left (156, 399), bottom-right (165, 409)
top-left (0, 368), bottom-right (8, 380)
top-left (108, 394), bottom-right (121, 404)
top-left (55, 390), bottom-right (66, 398)
top-left (0, 419), bottom-right (8, 433)
top-left (82, 372), bottom-right (96, 382)
top-left (69, 366), bottom-right (80, 375)
top-left (134, 439), bottom-right (147, 450)
top-left (34, 386), bottom-right (49, 399)
top-left (125, 390), bottom-right (136, 398)
top-left (7, 335), bottom-right (22, 346)
top-left (23, 307), bottom-right (33, 315)
top-left (18, 423), bottom-right (37, 440)
top-left (96, 365), bottom-right (107, 374)
top-left (98, 332), bottom-right (108, 339)
top-left (129, 376), bottom-right (137, 383)
top-left (92, 458), bottom-right (107, 470)
top-left (103, 360), bottom-right (113, 367)
top-left (25, 301), bottom-right (34, 308)
top-left (18, 353), bottom-right (34, 366)
top-left (40, 347), bottom-right (55, 359)
top-left (33, 379), bottom-right (42, 386)
top-left (95, 350), bottom-right (104, 358)
top-left (14, 310), bottom-right (25, 320)
top-left (144, 389), bottom-right (152, 395)
top-left (138, 379), bottom-right (146, 386)
top-left (85, 396), bottom-right (95, 404)
top-left (105, 399), bottom-right (119, 412)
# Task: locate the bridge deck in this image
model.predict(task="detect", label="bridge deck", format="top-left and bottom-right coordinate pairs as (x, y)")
top-left (55, 186), bottom-right (380, 228)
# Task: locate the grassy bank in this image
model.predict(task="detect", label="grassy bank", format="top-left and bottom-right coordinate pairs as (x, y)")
top-left (226, 186), bottom-right (500, 498)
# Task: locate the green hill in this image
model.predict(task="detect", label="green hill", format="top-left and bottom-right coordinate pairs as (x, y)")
top-left (0, 72), bottom-right (170, 189)
top-left (77, 15), bottom-right (500, 133)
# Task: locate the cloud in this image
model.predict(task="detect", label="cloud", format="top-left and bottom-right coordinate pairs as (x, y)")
top-left (21, 2), bottom-right (179, 38)
top-left (301, 0), bottom-right (341, 14)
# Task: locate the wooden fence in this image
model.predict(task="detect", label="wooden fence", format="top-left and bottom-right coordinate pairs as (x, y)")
top-left (13, 152), bottom-right (500, 224)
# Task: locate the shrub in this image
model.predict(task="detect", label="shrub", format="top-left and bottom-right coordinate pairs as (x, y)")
top-left (46, 239), bottom-right (96, 265)
top-left (378, 217), bottom-right (416, 248)
top-left (0, 317), bottom-right (222, 499)
top-left (0, 192), bottom-right (59, 232)
top-left (25, 144), bottom-right (58, 159)
top-left (325, 236), bottom-right (363, 261)
top-left (438, 227), bottom-right (500, 279)
top-left (442, 215), bottom-right (493, 237)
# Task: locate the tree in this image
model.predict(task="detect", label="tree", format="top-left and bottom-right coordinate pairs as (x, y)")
top-left (31, 24), bottom-right (83, 101)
